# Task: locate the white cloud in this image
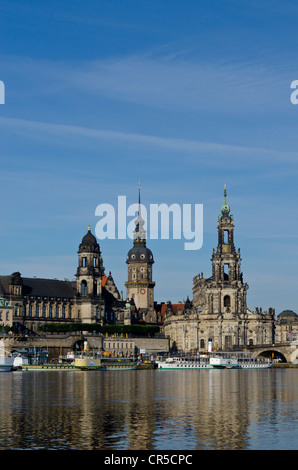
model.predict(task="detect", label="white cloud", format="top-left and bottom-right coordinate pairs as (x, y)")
top-left (0, 115), bottom-right (297, 166)
top-left (0, 50), bottom-right (293, 114)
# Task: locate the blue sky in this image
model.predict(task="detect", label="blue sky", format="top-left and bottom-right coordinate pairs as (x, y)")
top-left (0, 0), bottom-right (298, 315)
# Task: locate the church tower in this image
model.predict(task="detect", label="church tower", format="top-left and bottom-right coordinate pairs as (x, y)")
top-left (76, 225), bottom-right (104, 297)
top-left (192, 186), bottom-right (250, 349)
top-left (76, 226), bottom-right (105, 323)
top-left (210, 185), bottom-right (248, 316)
top-left (212, 185), bottom-right (244, 293)
top-left (125, 184), bottom-right (156, 322)
top-left (193, 186), bottom-right (248, 318)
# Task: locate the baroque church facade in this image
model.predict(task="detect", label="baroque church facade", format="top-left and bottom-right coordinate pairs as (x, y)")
top-left (163, 187), bottom-right (276, 352)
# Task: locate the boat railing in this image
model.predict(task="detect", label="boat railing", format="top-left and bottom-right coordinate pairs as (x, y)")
top-left (162, 355), bottom-right (209, 364)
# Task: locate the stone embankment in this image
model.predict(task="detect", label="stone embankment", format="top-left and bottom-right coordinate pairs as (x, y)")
top-left (272, 363), bottom-right (298, 368)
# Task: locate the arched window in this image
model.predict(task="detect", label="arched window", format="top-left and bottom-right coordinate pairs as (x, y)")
top-left (224, 295), bottom-right (230, 308)
top-left (81, 281), bottom-right (87, 296)
top-left (200, 339), bottom-right (205, 349)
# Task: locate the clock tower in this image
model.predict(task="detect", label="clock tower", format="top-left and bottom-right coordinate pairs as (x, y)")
top-left (125, 185), bottom-right (155, 322)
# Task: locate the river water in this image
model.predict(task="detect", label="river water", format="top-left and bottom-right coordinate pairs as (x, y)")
top-left (0, 368), bottom-right (297, 450)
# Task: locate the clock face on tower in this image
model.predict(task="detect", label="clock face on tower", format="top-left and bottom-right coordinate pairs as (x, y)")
top-left (140, 288), bottom-right (146, 295)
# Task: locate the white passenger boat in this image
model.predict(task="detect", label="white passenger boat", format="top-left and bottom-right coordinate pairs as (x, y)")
top-left (156, 352), bottom-right (273, 370)
top-left (156, 356), bottom-right (212, 369)
top-left (209, 352), bottom-right (273, 369)
top-left (0, 340), bottom-right (14, 372)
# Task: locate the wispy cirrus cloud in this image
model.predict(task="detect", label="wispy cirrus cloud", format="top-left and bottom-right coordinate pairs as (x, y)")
top-left (0, 115), bottom-right (297, 166)
top-left (0, 49), bottom-right (293, 114)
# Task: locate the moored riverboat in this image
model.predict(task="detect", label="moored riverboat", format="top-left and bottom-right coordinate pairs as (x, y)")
top-left (23, 352), bottom-right (140, 371)
top-left (156, 355), bottom-right (212, 369)
top-left (74, 354), bottom-right (139, 370)
top-left (209, 352), bottom-right (273, 369)
top-left (156, 352), bottom-right (273, 370)
top-left (22, 363), bottom-right (78, 371)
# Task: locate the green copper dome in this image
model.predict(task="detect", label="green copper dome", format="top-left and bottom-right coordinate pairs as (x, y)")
top-left (220, 185), bottom-right (230, 215)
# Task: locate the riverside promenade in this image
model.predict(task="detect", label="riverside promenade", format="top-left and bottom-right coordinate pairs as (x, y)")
top-left (0, 332), bottom-right (170, 360)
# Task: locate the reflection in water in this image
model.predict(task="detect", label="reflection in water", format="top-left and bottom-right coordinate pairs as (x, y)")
top-left (0, 369), bottom-right (297, 450)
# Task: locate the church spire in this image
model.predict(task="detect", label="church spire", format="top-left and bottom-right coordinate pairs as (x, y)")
top-left (219, 184), bottom-right (233, 221)
top-left (133, 182), bottom-right (146, 242)
top-left (220, 184), bottom-right (230, 216)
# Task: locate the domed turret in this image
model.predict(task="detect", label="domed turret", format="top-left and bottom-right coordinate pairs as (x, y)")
top-left (277, 310), bottom-right (298, 321)
top-left (126, 244), bottom-right (154, 264)
top-left (79, 225), bottom-right (100, 253)
top-left (76, 225), bottom-right (103, 298)
top-left (220, 184), bottom-right (231, 217)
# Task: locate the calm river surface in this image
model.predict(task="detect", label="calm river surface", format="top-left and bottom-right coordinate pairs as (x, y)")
top-left (0, 368), bottom-right (297, 450)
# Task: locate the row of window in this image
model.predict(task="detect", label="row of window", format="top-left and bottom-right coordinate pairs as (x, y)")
top-left (23, 296), bottom-right (70, 301)
top-left (81, 256), bottom-right (98, 267)
top-left (131, 273), bottom-right (148, 280)
top-left (16, 304), bottom-right (105, 321)
top-left (275, 333), bottom-right (298, 341)
top-left (16, 304), bottom-right (72, 319)
top-left (81, 280), bottom-right (98, 296)
top-left (104, 342), bottom-right (134, 349)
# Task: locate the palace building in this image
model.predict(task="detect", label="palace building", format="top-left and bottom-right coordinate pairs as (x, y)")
top-left (0, 188), bottom-right (159, 333)
top-left (0, 226), bottom-right (129, 333)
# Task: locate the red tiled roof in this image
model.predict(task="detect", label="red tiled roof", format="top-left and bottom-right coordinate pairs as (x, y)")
top-left (171, 304), bottom-right (185, 314)
top-left (102, 273), bottom-right (107, 287)
top-left (161, 304), bottom-right (167, 317)
top-left (160, 303), bottom-right (185, 321)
